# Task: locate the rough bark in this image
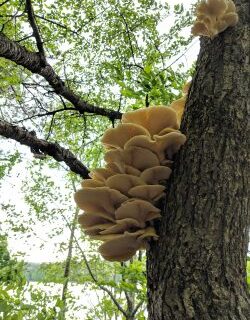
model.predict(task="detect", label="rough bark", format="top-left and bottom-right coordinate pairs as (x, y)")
top-left (147, 0), bottom-right (250, 319)
top-left (0, 119), bottom-right (89, 178)
top-left (0, 32), bottom-right (122, 120)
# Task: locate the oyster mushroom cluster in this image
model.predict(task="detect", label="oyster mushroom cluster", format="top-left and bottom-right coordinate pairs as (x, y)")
top-left (74, 105), bottom-right (186, 262)
top-left (191, 0), bottom-right (238, 39)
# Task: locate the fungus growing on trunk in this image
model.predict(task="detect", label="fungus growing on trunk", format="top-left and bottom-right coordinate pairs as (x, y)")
top-left (101, 123), bottom-right (150, 149)
top-left (115, 199), bottom-right (161, 224)
top-left (74, 104), bottom-right (186, 261)
top-left (105, 174), bottom-right (145, 196)
top-left (98, 228), bottom-right (158, 262)
top-left (121, 106), bottom-right (179, 135)
top-left (191, 0), bottom-right (238, 39)
top-left (128, 185), bottom-right (165, 201)
top-left (74, 187), bottom-right (128, 214)
top-left (140, 166), bottom-right (172, 184)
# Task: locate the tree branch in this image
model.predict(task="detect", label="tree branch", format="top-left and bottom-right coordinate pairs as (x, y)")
top-left (74, 236), bottom-right (128, 317)
top-left (0, 32), bottom-right (122, 120)
top-left (0, 119), bottom-right (90, 178)
top-left (25, 0), bottom-right (46, 65)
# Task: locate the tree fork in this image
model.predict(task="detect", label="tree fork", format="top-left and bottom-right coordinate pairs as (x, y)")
top-left (147, 0), bottom-right (250, 319)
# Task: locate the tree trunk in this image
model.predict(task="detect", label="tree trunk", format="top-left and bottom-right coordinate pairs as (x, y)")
top-left (147, 0), bottom-right (250, 319)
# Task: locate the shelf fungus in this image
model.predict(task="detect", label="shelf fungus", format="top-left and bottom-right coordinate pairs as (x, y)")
top-left (191, 0), bottom-right (238, 39)
top-left (74, 104), bottom-right (187, 261)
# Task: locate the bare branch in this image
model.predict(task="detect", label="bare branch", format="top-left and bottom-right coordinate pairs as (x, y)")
top-left (15, 107), bottom-right (77, 122)
top-left (25, 0), bottom-right (46, 64)
top-left (35, 14), bottom-right (78, 36)
top-left (0, 32), bottom-right (122, 120)
top-left (0, 119), bottom-right (90, 178)
top-left (74, 236), bottom-right (127, 317)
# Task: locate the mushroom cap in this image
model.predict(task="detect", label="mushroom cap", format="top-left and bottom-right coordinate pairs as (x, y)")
top-left (124, 165), bottom-right (141, 176)
top-left (137, 226), bottom-right (159, 241)
top-left (101, 123), bottom-right (150, 149)
top-left (74, 187), bottom-right (128, 215)
top-left (106, 174), bottom-right (145, 196)
top-left (78, 212), bottom-right (115, 228)
top-left (169, 97), bottom-right (186, 124)
top-left (115, 199), bottom-right (161, 224)
top-left (140, 166), bottom-right (172, 184)
top-left (81, 179), bottom-right (105, 188)
top-left (124, 135), bottom-right (157, 154)
top-left (90, 233), bottom-right (125, 242)
top-left (221, 12), bottom-right (238, 27)
top-left (89, 168), bottom-right (116, 182)
top-left (121, 106), bottom-right (179, 135)
top-left (191, 21), bottom-right (211, 37)
top-left (104, 159), bottom-right (141, 177)
top-left (128, 185), bottom-right (165, 201)
top-left (104, 149), bottom-right (123, 164)
top-left (157, 127), bottom-right (180, 136)
top-left (84, 222), bottom-right (116, 236)
top-left (225, 0), bottom-right (237, 13)
top-left (105, 162), bottom-right (124, 174)
top-left (153, 132), bottom-right (186, 160)
top-left (182, 81), bottom-right (191, 95)
top-left (98, 235), bottom-right (141, 261)
top-left (98, 227), bottom-right (158, 261)
top-left (100, 217), bottom-right (143, 235)
top-left (105, 146), bottom-right (160, 171)
top-left (123, 146), bottom-right (160, 170)
top-left (197, 0), bottom-right (227, 16)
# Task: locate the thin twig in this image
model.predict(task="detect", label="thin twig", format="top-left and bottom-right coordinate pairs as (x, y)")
top-left (73, 236), bottom-right (128, 317)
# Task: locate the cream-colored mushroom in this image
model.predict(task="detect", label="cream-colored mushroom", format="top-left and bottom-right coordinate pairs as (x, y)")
top-left (100, 217), bottom-right (143, 235)
top-left (128, 185), bottom-right (165, 201)
top-left (101, 123), bottom-right (150, 149)
top-left (137, 226), bottom-right (159, 241)
top-left (115, 199), bottom-right (161, 224)
top-left (74, 187), bottom-right (128, 215)
top-left (78, 212), bottom-right (115, 228)
top-left (153, 131), bottom-right (186, 160)
top-left (121, 106), bottom-right (179, 135)
top-left (89, 168), bottom-right (116, 182)
top-left (105, 160), bottom-right (141, 177)
top-left (98, 228), bottom-right (158, 262)
top-left (123, 146), bottom-right (160, 170)
top-left (81, 179), bottom-right (105, 188)
top-left (182, 81), bottom-right (191, 95)
top-left (157, 127), bottom-right (180, 136)
top-left (191, 0), bottom-right (238, 39)
top-left (84, 222), bottom-right (116, 236)
top-left (106, 174), bottom-right (145, 196)
top-left (124, 135), bottom-right (156, 154)
top-left (169, 96), bottom-right (186, 125)
top-left (140, 166), bottom-right (172, 184)
top-left (105, 146), bottom-right (160, 171)
top-left (104, 149), bottom-right (123, 163)
top-left (98, 236), bottom-right (141, 261)
top-left (124, 165), bottom-right (141, 176)
top-left (105, 162), bottom-right (124, 174)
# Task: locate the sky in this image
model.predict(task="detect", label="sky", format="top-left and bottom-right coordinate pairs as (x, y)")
top-left (0, 0), bottom-right (200, 263)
